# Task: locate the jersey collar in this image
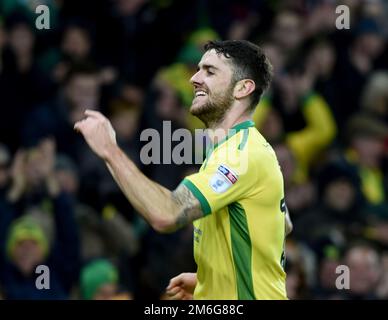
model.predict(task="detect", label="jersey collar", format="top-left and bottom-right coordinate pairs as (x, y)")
top-left (211, 120), bottom-right (255, 150)
top-left (231, 120), bottom-right (255, 131)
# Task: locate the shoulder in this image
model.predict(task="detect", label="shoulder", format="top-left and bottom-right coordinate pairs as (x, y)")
top-left (207, 128), bottom-right (261, 179)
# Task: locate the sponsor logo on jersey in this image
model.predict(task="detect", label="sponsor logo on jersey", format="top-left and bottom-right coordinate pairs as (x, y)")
top-left (209, 165), bottom-right (238, 193)
top-left (218, 165), bottom-right (238, 184)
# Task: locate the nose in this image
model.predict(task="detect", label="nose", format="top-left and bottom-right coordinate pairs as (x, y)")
top-left (190, 70), bottom-right (202, 86)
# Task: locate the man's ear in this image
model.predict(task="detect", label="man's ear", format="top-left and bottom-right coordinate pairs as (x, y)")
top-left (234, 79), bottom-right (256, 99)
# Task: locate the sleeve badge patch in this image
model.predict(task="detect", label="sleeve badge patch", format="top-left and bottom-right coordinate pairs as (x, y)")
top-left (209, 165), bottom-right (239, 193)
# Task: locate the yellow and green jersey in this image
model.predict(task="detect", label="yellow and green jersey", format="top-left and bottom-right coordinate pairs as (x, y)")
top-left (182, 120), bottom-right (287, 300)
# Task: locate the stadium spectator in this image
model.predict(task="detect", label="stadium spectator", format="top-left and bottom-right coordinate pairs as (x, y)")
top-left (342, 113), bottom-right (388, 215)
top-left (293, 162), bottom-right (366, 243)
top-left (22, 63), bottom-right (100, 156)
top-left (333, 18), bottom-right (385, 126)
top-left (79, 258), bottom-right (132, 300)
top-left (312, 240), bottom-right (344, 300)
top-left (270, 10), bottom-right (304, 55)
top-left (284, 237), bottom-right (316, 300)
top-left (274, 143), bottom-right (316, 216)
top-left (342, 242), bottom-right (382, 299)
top-left (54, 154), bottom-right (139, 261)
top-left (0, 183), bottom-right (80, 299)
top-left (361, 71), bottom-right (388, 123)
top-left (253, 58), bottom-right (337, 181)
top-left (0, 13), bottom-right (51, 151)
top-left (40, 22), bottom-right (95, 84)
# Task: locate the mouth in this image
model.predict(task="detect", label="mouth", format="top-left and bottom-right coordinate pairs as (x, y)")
top-left (192, 90), bottom-right (208, 105)
top-left (194, 90), bottom-right (207, 97)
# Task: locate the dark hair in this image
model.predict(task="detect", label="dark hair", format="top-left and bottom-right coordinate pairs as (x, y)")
top-left (204, 40), bottom-right (273, 110)
top-left (61, 18), bottom-right (95, 43)
top-left (63, 62), bottom-right (98, 85)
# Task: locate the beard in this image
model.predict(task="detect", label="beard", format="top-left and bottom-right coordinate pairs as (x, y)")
top-left (190, 84), bottom-right (235, 128)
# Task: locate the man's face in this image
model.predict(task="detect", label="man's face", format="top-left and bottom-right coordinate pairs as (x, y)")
top-left (345, 247), bottom-right (381, 295)
top-left (12, 239), bottom-right (45, 276)
top-left (272, 12), bottom-right (302, 51)
top-left (9, 24), bottom-right (34, 55)
top-left (360, 33), bottom-right (384, 58)
top-left (324, 179), bottom-right (356, 212)
top-left (65, 74), bottom-right (100, 119)
top-left (93, 283), bottom-right (118, 300)
top-left (154, 80), bottom-right (181, 120)
top-left (189, 50), bottom-right (236, 124)
top-left (110, 109), bottom-right (139, 140)
top-left (55, 169), bottom-right (79, 194)
top-left (62, 27), bottom-right (91, 60)
top-left (353, 135), bottom-right (385, 166)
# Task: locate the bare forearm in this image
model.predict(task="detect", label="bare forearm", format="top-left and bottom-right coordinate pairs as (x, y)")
top-left (74, 110), bottom-right (203, 232)
top-left (105, 146), bottom-right (177, 231)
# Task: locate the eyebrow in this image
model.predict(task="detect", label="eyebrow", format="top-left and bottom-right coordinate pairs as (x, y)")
top-left (197, 63), bottom-right (219, 71)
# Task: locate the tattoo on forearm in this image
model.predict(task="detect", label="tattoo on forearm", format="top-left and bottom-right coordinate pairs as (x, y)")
top-left (175, 208), bottom-right (190, 229)
top-left (172, 184), bottom-right (203, 228)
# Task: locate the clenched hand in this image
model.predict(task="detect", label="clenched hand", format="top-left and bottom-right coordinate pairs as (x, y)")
top-left (165, 273), bottom-right (197, 300)
top-left (74, 109), bottom-right (117, 160)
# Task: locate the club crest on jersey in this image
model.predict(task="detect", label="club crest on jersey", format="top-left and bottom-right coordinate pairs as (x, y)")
top-left (209, 165), bottom-right (238, 193)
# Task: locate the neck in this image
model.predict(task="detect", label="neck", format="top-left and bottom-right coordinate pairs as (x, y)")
top-left (206, 108), bottom-right (252, 144)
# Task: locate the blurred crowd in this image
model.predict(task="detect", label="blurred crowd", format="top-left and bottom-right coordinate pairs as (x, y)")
top-left (0, 0), bottom-right (388, 300)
